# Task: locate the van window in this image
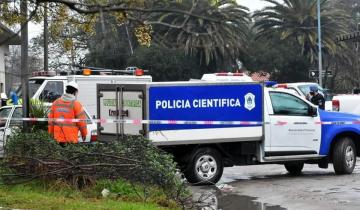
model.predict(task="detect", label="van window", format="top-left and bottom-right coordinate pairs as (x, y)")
top-left (39, 81), bottom-right (64, 102)
top-left (270, 92), bottom-right (310, 116)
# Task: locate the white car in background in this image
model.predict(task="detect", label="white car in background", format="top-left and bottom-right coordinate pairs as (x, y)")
top-left (275, 82), bottom-right (333, 111)
top-left (0, 105), bottom-right (98, 157)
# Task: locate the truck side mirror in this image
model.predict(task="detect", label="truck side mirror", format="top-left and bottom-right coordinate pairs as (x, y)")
top-left (309, 106), bottom-right (318, 117)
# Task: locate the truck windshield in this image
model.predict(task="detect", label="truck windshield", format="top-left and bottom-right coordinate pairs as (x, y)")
top-left (298, 84), bottom-right (332, 101)
top-left (298, 84), bottom-right (323, 95)
top-left (14, 79), bottom-right (45, 98)
top-left (29, 79), bottom-right (45, 98)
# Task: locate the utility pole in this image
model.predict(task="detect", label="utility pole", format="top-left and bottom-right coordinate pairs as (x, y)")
top-left (21, 0), bottom-right (30, 131)
top-left (44, 2), bottom-right (49, 71)
top-left (317, 0), bottom-right (323, 87)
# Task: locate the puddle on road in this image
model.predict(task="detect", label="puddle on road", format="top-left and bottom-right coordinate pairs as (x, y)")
top-left (218, 194), bottom-right (286, 210)
top-left (191, 188), bottom-right (287, 210)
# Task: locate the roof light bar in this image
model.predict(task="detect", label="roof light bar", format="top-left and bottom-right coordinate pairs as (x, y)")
top-left (83, 69), bottom-right (92, 76)
top-left (77, 66), bottom-right (148, 76)
top-left (276, 84), bottom-right (288, 88)
top-left (135, 68), bottom-right (144, 76)
top-left (31, 70), bottom-right (56, 77)
top-left (264, 81), bottom-right (277, 87)
top-left (215, 72), bottom-right (244, 76)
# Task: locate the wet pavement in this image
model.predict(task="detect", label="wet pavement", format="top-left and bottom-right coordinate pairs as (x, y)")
top-left (190, 159), bottom-right (360, 210)
top-left (191, 185), bottom-right (287, 210)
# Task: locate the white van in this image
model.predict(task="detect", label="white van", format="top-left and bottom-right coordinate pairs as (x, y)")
top-left (0, 105), bottom-right (98, 157)
top-left (17, 70), bottom-right (152, 119)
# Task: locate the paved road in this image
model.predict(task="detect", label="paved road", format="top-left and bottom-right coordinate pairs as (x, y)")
top-left (190, 160), bottom-right (360, 210)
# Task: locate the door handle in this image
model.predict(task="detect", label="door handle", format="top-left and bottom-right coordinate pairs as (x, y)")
top-left (121, 110), bottom-right (129, 117)
top-left (294, 122), bottom-right (308, 125)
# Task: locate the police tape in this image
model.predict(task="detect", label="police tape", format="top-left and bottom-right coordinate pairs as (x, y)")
top-left (1, 117), bottom-right (360, 126)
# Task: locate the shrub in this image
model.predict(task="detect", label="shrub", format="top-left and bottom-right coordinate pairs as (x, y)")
top-left (29, 99), bottom-right (50, 131)
top-left (0, 130), bottom-right (189, 205)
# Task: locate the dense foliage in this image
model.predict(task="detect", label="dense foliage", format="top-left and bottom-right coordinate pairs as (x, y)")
top-left (0, 130), bottom-right (188, 205)
top-left (127, 45), bottom-right (202, 81)
top-left (2, 0), bottom-right (359, 91)
top-left (253, 0), bottom-right (348, 62)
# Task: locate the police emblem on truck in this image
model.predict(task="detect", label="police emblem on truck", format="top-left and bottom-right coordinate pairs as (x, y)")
top-left (244, 93), bottom-right (255, 111)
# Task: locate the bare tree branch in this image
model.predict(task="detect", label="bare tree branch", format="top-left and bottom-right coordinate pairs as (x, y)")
top-left (0, 3), bottom-right (40, 46)
top-left (35, 0), bottom-right (221, 23)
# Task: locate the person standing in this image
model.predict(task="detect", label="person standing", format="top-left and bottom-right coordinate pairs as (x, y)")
top-left (0, 93), bottom-right (7, 107)
top-left (309, 86), bottom-right (325, 110)
top-left (48, 81), bottom-right (87, 145)
top-left (5, 91), bottom-right (20, 105)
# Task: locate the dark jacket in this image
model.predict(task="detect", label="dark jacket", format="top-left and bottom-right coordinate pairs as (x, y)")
top-left (310, 93), bottom-right (325, 110)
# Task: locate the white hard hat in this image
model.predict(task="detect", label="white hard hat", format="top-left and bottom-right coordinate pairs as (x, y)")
top-left (0, 93), bottom-right (7, 99)
top-left (66, 81), bottom-right (79, 90)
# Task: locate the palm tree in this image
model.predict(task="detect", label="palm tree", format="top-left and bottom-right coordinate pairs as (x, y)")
top-left (253, 0), bottom-right (349, 62)
top-left (149, 0), bottom-right (250, 66)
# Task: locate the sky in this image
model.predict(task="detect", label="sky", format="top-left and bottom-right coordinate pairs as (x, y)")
top-left (237, 0), bottom-right (272, 12)
top-left (28, 0), bottom-right (271, 40)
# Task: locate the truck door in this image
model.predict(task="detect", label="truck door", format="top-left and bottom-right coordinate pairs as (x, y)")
top-left (0, 127), bottom-right (5, 157)
top-left (0, 107), bottom-right (12, 157)
top-left (0, 106), bottom-right (16, 157)
top-left (267, 91), bottom-right (321, 155)
top-left (98, 84), bottom-right (145, 137)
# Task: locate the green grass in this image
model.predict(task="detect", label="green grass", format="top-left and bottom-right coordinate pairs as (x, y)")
top-left (0, 180), bottom-right (178, 210)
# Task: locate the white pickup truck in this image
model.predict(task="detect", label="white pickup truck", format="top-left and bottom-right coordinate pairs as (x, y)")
top-left (96, 76), bottom-right (360, 184)
top-left (332, 94), bottom-right (360, 115)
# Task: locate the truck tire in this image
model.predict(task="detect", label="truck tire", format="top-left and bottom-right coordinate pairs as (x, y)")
top-left (284, 162), bottom-right (304, 175)
top-left (333, 137), bottom-right (356, 175)
top-left (184, 147), bottom-right (223, 185)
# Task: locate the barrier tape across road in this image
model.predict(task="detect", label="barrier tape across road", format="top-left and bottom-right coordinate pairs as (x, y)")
top-left (1, 117), bottom-right (360, 126)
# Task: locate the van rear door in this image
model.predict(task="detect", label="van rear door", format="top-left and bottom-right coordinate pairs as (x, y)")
top-left (97, 84), bottom-right (146, 139)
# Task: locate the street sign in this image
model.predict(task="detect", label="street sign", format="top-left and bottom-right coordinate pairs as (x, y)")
top-left (309, 70), bottom-right (332, 78)
top-left (309, 70), bottom-right (318, 78)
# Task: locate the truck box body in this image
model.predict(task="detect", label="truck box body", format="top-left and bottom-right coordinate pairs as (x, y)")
top-left (72, 75), bottom-right (152, 118)
top-left (97, 82), bottom-right (264, 145)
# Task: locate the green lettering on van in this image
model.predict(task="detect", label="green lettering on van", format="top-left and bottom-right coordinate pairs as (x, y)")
top-left (124, 100), bottom-right (142, 107)
top-left (103, 99), bottom-right (141, 107)
top-left (103, 99), bottom-right (116, 107)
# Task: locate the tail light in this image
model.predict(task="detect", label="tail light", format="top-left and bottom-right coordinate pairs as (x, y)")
top-left (332, 100), bottom-right (340, 111)
top-left (90, 130), bottom-right (97, 142)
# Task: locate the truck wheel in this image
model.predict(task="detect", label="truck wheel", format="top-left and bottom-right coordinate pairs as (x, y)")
top-left (333, 137), bottom-right (356, 175)
top-left (184, 147), bottom-right (223, 185)
top-left (284, 162), bottom-right (304, 175)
